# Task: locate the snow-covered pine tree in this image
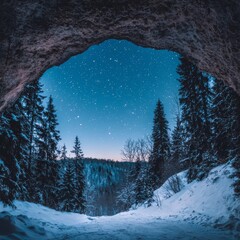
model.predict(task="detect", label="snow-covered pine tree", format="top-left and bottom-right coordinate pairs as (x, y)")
top-left (10, 99), bottom-right (29, 201)
top-left (211, 78), bottom-right (240, 195)
top-left (71, 136), bottom-right (84, 159)
top-left (0, 158), bottom-right (11, 205)
top-left (134, 139), bottom-right (153, 205)
top-left (227, 86), bottom-right (240, 196)
top-left (133, 157), bottom-right (142, 205)
top-left (45, 96), bottom-right (61, 208)
top-left (211, 78), bottom-right (233, 162)
top-left (134, 160), bottom-right (152, 205)
top-left (0, 97), bottom-right (28, 205)
top-left (58, 161), bottom-right (78, 212)
top-left (34, 116), bottom-right (48, 204)
top-left (22, 80), bottom-right (45, 201)
top-left (74, 159), bottom-right (86, 213)
top-left (35, 96), bottom-right (61, 208)
top-left (149, 99), bottom-right (170, 188)
top-left (60, 144), bottom-right (68, 160)
top-left (0, 113), bottom-right (18, 206)
top-left (177, 57), bottom-right (213, 182)
top-left (71, 136), bottom-right (86, 213)
top-left (169, 114), bottom-right (186, 175)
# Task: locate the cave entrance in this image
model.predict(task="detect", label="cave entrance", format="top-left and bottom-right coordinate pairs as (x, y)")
top-left (0, 38), bottom-right (239, 218)
top-left (40, 40), bottom-right (179, 161)
top-left (39, 39), bottom-right (180, 216)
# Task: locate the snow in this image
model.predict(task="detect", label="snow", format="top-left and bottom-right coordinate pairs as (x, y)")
top-left (150, 162), bottom-right (239, 225)
top-left (0, 162), bottom-right (239, 239)
top-left (0, 211), bottom-right (45, 240)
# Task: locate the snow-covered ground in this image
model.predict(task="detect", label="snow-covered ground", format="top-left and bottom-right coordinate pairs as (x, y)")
top-left (0, 162), bottom-right (239, 239)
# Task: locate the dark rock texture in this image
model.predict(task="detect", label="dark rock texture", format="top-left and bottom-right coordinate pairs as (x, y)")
top-left (0, 0), bottom-right (240, 111)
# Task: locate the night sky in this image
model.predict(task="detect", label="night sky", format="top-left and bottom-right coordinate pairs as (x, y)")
top-left (40, 40), bottom-right (180, 160)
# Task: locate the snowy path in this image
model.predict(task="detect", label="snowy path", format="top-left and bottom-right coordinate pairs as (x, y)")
top-left (47, 163), bottom-right (238, 240)
top-left (0, 164), bottom-right (238, 240)
top-left (49, 215), bottom-right (234, 240)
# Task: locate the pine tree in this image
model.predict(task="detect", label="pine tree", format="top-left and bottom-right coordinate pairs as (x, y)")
top-left (22, 80), bottom-right (45, 201)
top-left (0, 158), bottom-right (11, 205)
top-left (133, 157), bottom-right (142, 205)
top-left (149, 99), bottom-right (170, 189)
top-left (134, 160), bottom-right (152, 205)
top-left (0, 113), bottom-right (19, 206)
top-left (71, 136), bottom-right (84, 159)
top-left (211, 78), bottom-right (240, 195)
top-left (0, 97), bottom-right (28, 205)
top-left (59, 161), bottom-right (78, 212)
top-left (231, 90), bottom-right (240, 195)
top-left (35, 96), bottom-right (61, 207)
top-left (211, 79), bottom-right (232, 162)
top-left (169, 115), bottom-right (186, 174)
top-left (74, 159), bottom-right (86, 213)
top-left (60, 144), bottom-right (68, 160)
top-left (71, 136), bottom-right (86, 213)
top-left (11, 100), bottom-right (29, 201)
top-left (177, 57), bottom-right (213, 182)
top-left (34, 118), bottom-right (48, 203)
top-left (0, 81), bottom-right (46, 205)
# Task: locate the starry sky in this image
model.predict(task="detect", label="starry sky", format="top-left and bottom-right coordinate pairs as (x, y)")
top-left (40, 40), bottom-right (180, 161)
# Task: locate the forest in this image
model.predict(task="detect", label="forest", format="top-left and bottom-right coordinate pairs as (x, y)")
top-left (0, 56), bottom-right (239, 216)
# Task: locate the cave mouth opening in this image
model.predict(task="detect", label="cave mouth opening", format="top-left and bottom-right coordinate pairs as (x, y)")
top-left (38, 39), bottom-right (180, 216)
top-left (1, 38), bottom-right (239, 218)
top-left (40, 39), bottom-right (180, 161)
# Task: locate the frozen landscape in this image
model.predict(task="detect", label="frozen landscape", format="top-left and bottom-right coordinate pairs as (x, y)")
top-left (0, 2), bottom-right (240, 240)
top-left (0, 162), bottom-right (239, 240)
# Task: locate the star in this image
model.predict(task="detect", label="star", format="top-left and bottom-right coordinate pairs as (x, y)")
top-left (41, 39), bottom-right (179, 160)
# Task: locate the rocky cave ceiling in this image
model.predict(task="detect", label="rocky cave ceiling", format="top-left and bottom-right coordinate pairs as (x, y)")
top-left (0, 0), bottom-right (239, 111)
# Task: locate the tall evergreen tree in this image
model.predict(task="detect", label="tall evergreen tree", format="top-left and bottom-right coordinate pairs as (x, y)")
top-left (211, 78), bottom-right (240, 195)
top-left (134, 159), bottom-right (152, 205)
top-left (74, 159), bottom-right (86, 213)
top-left (0, 97), bottom-right (28, 205)
top-left (35, 96), bottom-right (61, 207)
top-left (11, 100), bottom-right (29, 201)
top-left (60, 144), bottom-right (68, 160)
top-left (177, 57), bottom-right (213, 182)
top-left (211, 79), bottom-right (232, 162)
top-left (149, 100), bottom-right (170, 188)
top-left (231, 91), bottom-right (240, 196)
top-left (22, 80), bottom-right (45, 201)
top-left (71, 136), bottom-right (84, 159)
top-left (71, 136), bottom-right (86, 213)
top-left (0, 157), bottom-right (11, 205)
top-left (133, 157), bottom-right (142, 205)
top-left (0, 112), bottom-right (19, 206)
top-left (169, 115), bottom-right (186, 174)
top-left (58, 162), bottom-right (78, 212)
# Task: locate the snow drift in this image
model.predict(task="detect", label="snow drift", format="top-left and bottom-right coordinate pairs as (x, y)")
top-left (0, 161), bottom-right (239, 239)
top-left (0, 211), bottom-right (45, 240)
top-left (149, 161), bottom-right (240, 231)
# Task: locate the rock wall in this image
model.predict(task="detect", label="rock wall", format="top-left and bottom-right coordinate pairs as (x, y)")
top-left (0, 0), bottom-right (239, 111)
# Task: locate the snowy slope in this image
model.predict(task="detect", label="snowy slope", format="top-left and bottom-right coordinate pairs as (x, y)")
top-left (149, 161), bottom-right (240, 227)
top-left (0, 162), bottom-right (239, 239)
